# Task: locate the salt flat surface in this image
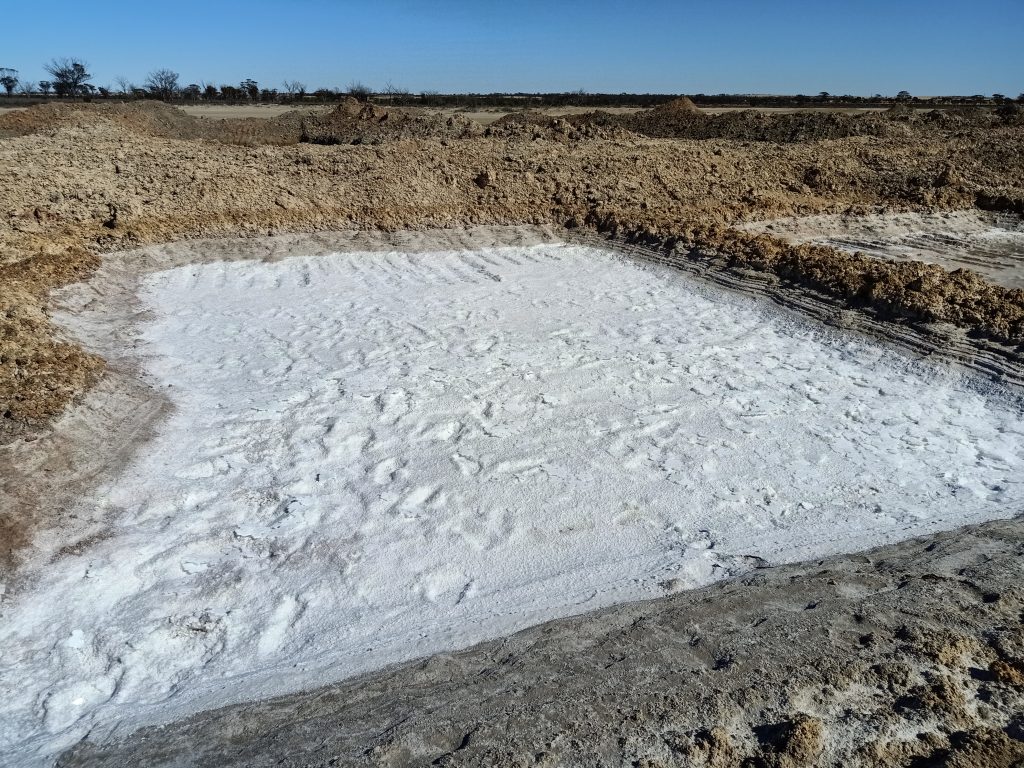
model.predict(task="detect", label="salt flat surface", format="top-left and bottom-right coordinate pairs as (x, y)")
top-left (3, 244), bottom-right (1024, 765)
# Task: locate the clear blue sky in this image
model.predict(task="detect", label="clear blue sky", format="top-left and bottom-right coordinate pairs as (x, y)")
top-left (3, 0), bottom-right (1022, 96)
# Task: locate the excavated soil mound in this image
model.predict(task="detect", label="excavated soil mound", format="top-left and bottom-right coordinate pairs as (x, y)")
top-left (552, 101), bottom-right (1017, 143)
top-left (484, 111), bottom-right (636, 142)
top-left (572, 103), bottom-right (902, 142)
top-left (0, 101), bottom-right (305, 145)
top-left (300, 97), bottom-right (483, 145)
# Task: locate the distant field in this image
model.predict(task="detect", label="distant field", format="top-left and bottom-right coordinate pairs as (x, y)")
top-left (0, 103), bottom-right (903, 124)
top-left (178, 104), bottom-right (330, 119)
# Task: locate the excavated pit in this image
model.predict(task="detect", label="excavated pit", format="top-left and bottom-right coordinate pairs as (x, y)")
top-left (3, 231), bottom-right (1023, 766)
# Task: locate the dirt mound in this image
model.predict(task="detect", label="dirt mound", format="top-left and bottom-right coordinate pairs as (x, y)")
top-left (485, 111), bottom-right (636, 142)
top-left (300, 97), bottom-right (483, 145)
top-left (594, 104), bottom-right (901, 142)
top-left (652, 95), bottom-right (701, 116)
top-left (0, 101), bottom-right (303, 145)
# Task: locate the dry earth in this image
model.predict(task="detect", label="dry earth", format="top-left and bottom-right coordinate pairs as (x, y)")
top-left (2, 99), bottom-right (1024, 766)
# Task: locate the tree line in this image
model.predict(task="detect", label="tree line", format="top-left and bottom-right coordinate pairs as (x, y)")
top-left (0, 59), bottom-right (1021, 109)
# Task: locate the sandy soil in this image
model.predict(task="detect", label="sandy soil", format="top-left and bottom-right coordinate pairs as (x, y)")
top-left (1, 99), bottom-right (1024, 766)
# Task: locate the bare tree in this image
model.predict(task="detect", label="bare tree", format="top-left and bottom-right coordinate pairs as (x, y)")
top-left (44, 58), bottom-right (92, 97)
top-left (381, 81), bottom-right (411, 104)
top-left (282, 79), bottom-right (306, 97)
top-left (18, 80), bottom-right (34, 96)
top-left (115, 76), bottom-right (135, 97)
top-left (347, 80), bottom-right (372, 101)
top-left (0, 68), bottom-right (18, 97)
top-left (145, 69), bottom-right (180, 101)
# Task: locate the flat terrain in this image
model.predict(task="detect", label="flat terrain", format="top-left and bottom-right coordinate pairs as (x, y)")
top-left (0, 103), bottom-right (896, 124)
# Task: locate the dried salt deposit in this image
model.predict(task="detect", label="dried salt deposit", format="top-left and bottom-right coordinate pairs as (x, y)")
top-left (3, 244), bottom-right (1022, 766)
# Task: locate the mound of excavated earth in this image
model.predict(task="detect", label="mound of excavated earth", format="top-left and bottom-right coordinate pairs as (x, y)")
top-left (1, 101), bottom-right (1024, 767)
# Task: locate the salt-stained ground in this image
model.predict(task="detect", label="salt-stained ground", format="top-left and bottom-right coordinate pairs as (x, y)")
top-left (3, 244), bottom-right (1024, 765)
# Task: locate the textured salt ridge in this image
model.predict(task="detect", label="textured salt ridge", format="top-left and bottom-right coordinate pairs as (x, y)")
top-left (2, 244), bottom-right (1023, 766)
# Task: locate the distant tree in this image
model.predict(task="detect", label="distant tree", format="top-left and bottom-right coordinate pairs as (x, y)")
top-left (816, 91), bottom-right (830, 102)
top-left (240, 79), bottom-right (259, 101)
top-left (282, 79), bottom-right (305, 98)
top-left (1018, 93), bottom-right (1024, 104)
top-left (0, 68), bottom-right (18, 96)
top-left (347, 80), bottom-right (371, 101)
top-left (312, 87), bottom-right (335, 102)
top-left (38, 80), bottom-right (52, 96)
top-left (97, 86), bottom-right (111, 98)
top-left (18, 80), bottom-right (34, 96)
top-left (992, 93), bottom-right (1007, 104)
top-left (220, 84), bottom-right (241, 101)
top-left (203, 83), bottom-right (219, 100)
top-left (260, 88), bottom-right (278, 103)
top-left (145, 69), bottom-right (179, 101)
top-left (115, 76), bottom-right (135, 96)
top-left (44, 58), bottom-right (92, 97)
top-left (896, 90), bottom-right (912, 101)
top-left (182, 83), bottom-right (201, 101)
top-left (382, 81), bottom-right (412, 104)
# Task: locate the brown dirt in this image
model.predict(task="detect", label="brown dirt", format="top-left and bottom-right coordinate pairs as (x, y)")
top-left (300, 97), bottom-right (483, 145)
top-left (571, 99), bottom-right (1024, 143)
top-left (0, 99), bottom-right (307, 145)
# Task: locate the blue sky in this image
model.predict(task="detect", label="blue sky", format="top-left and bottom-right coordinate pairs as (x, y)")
top-left (2, 0), bottom-right (1022, 96)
